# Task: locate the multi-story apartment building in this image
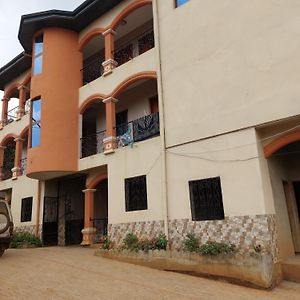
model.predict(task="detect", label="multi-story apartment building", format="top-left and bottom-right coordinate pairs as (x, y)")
top-left (0, 0), bottom-right (299, 269)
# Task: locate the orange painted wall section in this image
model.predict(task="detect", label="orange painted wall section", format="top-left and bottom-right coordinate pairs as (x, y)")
top-left (28, 28), bottom-right (82, 178)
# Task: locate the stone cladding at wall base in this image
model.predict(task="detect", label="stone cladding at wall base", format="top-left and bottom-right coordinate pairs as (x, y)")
top-left (108, 214), bottom-right (278, 261)
top-left (14, 224), bottom-right (43, 239)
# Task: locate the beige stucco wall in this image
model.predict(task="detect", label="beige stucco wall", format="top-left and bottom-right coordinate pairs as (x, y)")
top-left (165, 128), bottom-right (268, 220)
top-left (0, 175), bottom-right (39, 228)
top-left (156, 0), bottom-right (300, 148)
top-left (80, 136), bottom-right (163, 224)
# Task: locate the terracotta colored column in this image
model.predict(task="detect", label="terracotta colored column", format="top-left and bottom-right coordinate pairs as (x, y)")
top-left (102, 28), bottom-right (118, 76)
top-left (103, 96), bottom-right (118, 154)
top-left (0, 97), bottom-right (9, 128)
top-left (81, 188), bottom-right (97, 246)
top-left (0, 146), bottom-right (6, 180)
top-left (12, 137), bottom-right (24, 179)
top-left (17, 85), bottom-right (27, 120)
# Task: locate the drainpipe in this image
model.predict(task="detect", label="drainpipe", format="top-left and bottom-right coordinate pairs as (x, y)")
top-left (35, 180), bottom-right (42, 237)
top-left (153, 0), bottom-right (169, 242)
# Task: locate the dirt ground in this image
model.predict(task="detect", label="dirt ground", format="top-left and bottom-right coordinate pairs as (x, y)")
top-left (0, 247), bottom-right (300, 300)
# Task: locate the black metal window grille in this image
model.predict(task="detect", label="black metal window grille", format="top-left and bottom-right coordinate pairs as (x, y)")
top-left (189, 177), bottom-right (225, 221)
top-left (125, 175), bottom-right (148, 211)
top-left (21, 197), bottom-right (33, 222)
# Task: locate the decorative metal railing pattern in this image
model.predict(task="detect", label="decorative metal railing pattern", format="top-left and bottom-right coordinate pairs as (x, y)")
top-left (0, 166), bottom-right (12, 180)
top-left (116, 112), bottom-right (160, 147)
top-left (20, 158), bottom-right (27, 175)
top-left (81, 57), bottom-right (105, 85)
top-left (6, 106), bottom-right (19, 123)
top-left (80, 130), bottom-right (106, 158)
top-left (114, 28), bottom-right (155, 67)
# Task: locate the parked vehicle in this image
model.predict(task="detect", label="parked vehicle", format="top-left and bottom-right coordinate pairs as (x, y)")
top-left (0, 200), bottom-right (13, 257)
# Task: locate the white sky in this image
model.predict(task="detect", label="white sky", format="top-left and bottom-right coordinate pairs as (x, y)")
top-left (0, 0), bottom-right (83, 106)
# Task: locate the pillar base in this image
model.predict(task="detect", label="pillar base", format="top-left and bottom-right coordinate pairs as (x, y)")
top-left (102, 59), bottom-right (118, 76)
top-left (11, 167), bottom-right (21, 180)
top-left (81, 227), bottom-right (96, 246)
top-left (103, 136), bottom-right (118, 154)
top-left (16, 108), bottom-right (25, 121)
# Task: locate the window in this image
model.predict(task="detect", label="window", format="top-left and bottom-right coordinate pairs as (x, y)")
top-left (33, 35), bottom-right (43, 75)
top-left (175, 0), bottom-right (189, 8)
top-left (21, 197), bottom-right (33, 222)
top-left (31, 98), bottom-right (41, 147)
top-left (125, 175), bottom-right (147, 211)
top-left (189, 177), bottom-right (225, 221)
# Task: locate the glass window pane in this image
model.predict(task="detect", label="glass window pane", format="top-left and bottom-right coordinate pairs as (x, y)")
top-left (176, 0), bottom-right (189, 7)
top-left (33, 55), bottom-right (43, 76)
top-left (31, 99), bottom-right (41, 147)
top-left (34, 35), bottom-right (43, 56)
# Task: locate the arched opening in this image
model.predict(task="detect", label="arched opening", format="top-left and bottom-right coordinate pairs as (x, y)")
top-left (266, 139), bottom-right (300, 257)
top-left (114, 76), bottom-right (159, 147)
top-left (20, 129), bottom-right (29, 176)
top-left (80, 99), bottom-right (106, 158)
top-left (1, 137), bottom-right (16, 180)
top-left (113, 3), bottom-right (154, 67)
top-left (5, 87), bottom-right (19, 124)
top-left (81, 33), bottom-right (105, 85)
top-left (94, 178), bottom-right (108, 241)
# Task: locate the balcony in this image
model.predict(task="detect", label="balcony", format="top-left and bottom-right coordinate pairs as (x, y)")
top-left (80, 113), bottom-right (159, 159)
top-left (5, 101), bottom-right (30, 125)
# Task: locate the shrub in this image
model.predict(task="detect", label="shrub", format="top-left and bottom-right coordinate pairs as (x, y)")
top-left (138, 237), bottom-right (156, 252)
top-left (183, 233), bottom-right (199, 252)
top-left (101, 236), bottom-right (112, 250)
top-left (198, 241), bottom-right (236, 256)
top-left (10, 232), bottom-right (42, 248)
top-left (155, 233), bottom-right (168, 250)
top-left (123, 232), bottom-right (139, 252)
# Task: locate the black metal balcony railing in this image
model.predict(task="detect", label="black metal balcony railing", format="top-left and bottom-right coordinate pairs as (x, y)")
top-left (116, 112), bottom-right (160, 147)
top-left (80, 130), bottom-right (106, 158)
top-left (6, 106), bottom-right (19, 123)
top-left (0, 166), bottom-right (12, 181)
top-left (114, 28), bottom-right (155, 67)
top-left (81, 57), bottom-right (104, 85)
top-left (20, 158), bottom-right (27, 175)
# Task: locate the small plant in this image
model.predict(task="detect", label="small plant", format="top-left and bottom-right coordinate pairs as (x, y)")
top-left (10, 232), bottom-right (42, 248)
top-left (123, 232), bottom-right (139, 252)
top-left (101, 236), bottom-right (112, 250)
top-left (183, 233), bottom-right (199, 252)
top-left (155, 233), bottom-right (168, 250)
top-left (198, 241), bottom-right (236, 256)
top-left (138, 237), bottom-right (156, 252)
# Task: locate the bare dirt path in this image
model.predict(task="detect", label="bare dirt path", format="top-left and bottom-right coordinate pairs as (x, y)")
top-left (0, 247), bottom-right (300, 300)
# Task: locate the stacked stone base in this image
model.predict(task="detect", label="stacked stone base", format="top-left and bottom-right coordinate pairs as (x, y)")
top-left (108, 214), bottom-right (278, 261)
top-left (14, 224), bottom-right (42, 239)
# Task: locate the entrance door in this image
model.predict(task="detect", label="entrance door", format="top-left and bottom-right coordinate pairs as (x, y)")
top-left (43, 197), bottom-right (58, 246)
top-left (58, 176), bottom-right (85, 246)
top-left (283, 181), bottom-right (300, 252)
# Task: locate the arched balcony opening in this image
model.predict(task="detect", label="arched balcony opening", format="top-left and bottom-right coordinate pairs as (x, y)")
top-left (113, 3), bottom-right (154, 68)
top-left (81, 34), bottom-right (105, 85)
top-left (5, 87), bottom-right (19, 125)
top-left (114, 77), bottom-right (159, 148)
top-left (20, 130), bottom-right (29, 176)
top-left (1, 137), bottom-right (16, 180)
top-left (80, 99), bottom-right (106, 158)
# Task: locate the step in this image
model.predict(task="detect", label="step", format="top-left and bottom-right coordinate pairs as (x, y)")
top-left (281, 255), bottom-right (300, 283)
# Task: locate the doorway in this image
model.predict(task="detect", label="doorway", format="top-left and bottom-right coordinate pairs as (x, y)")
top-left (284, 181), bottom-right (300, 253)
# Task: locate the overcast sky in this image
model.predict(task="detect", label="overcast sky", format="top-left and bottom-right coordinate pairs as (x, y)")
top-left (0, 0), bottom-right (83, 102)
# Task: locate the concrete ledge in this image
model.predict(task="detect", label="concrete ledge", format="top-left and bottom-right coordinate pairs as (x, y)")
top-left (95, 249), bottom-right (282, 289)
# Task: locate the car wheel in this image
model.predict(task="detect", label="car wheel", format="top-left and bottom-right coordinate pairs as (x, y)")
top-left (0, 212), bottom-right (10, 234)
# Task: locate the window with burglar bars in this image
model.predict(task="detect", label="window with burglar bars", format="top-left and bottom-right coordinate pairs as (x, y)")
top-left (21, 197), bottom-right (33, 222)
top-left (189, 177), bottom-right (225, 221)
top-left (125, 175), bottom-right (148, 211)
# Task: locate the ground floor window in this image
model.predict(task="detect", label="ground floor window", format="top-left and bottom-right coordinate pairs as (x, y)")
top-left (189, 177), bottom-right (225, 221)
top-left (21, 197), bottom-right (33, 222)
top-left (125, 175), bottom-right (147, 211)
